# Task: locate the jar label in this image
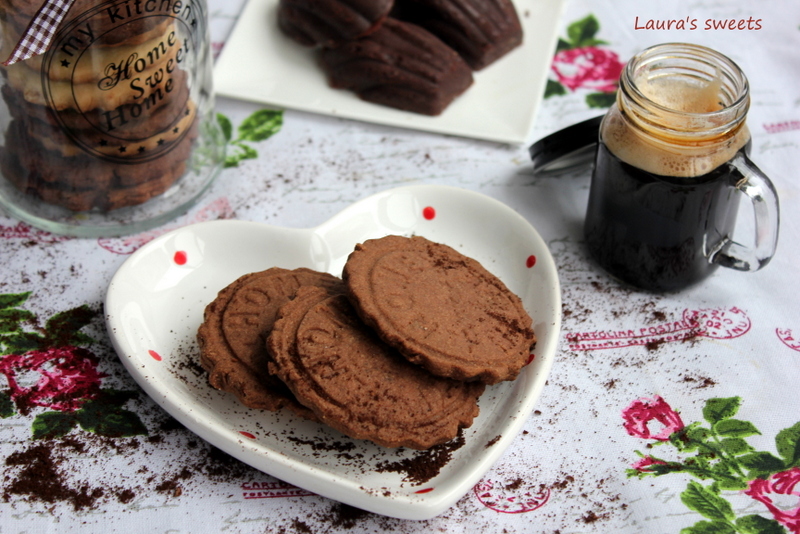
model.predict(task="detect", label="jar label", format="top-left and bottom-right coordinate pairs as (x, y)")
top-left (41, 0), bottom-right (205, 163)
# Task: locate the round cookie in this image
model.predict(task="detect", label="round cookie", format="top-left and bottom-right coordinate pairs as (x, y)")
top-left (2, 68), bottom-right (191, 144)
top-left (25, 96), bottom-right (195, 159)
top-left (0, 23), bottom-right (178, 83)
top-left (0, 117), bottom-right (197, 212)
top-left (197, 268), bottom-right (343, 419)
top-left (0, 134), bottom-right (191, 212)
top-left (267, 286), bottom-right (485, 450)
top-left (342, 235), bottom-right (536, 384)
top-left (3, 114), bottom-right (196, 185)
top-left (4, 50), bottom-right (174, 111)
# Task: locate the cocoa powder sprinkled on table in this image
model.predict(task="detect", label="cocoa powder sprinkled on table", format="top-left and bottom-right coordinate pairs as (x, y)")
top-left (682, 374), bottom-right (717, 388)
top-left (505, 478), bottom-right (524, 491)
top-left (376, 431), bottom-right (465, 484)
top-left (3, 441), bottom-right (104, 511)
top-left (327, 502), bottom-right (370, 529)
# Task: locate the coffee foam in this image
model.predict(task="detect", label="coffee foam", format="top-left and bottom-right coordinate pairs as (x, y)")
top-left (639, 76), bottom-right (723, 114)
top-left (604, 77), bottom-right (749, 178)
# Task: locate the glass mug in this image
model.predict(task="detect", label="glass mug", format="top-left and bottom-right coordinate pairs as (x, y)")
top-left (583, 43), bottom-right (779, 292)
top-left (0, 0), bottom-right (225, 237)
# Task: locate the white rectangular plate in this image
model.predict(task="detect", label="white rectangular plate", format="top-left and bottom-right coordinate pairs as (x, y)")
top-left (214, 0), bottom-right (566, 144)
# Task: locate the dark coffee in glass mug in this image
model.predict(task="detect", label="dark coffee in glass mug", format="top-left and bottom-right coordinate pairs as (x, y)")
top-left (584, 43), bottom-right (779, 291)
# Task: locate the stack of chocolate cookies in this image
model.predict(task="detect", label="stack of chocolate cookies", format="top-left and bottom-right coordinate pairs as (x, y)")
top-left (198, 235), bottom-right (537, 450)
top-left (0, 0), bottom-right (198, 212)
top-left (277, 0), bottom-right (524, 115)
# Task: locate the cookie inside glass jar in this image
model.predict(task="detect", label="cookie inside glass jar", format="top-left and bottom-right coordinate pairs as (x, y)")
top-left (0, 0), bottom-right (225, 237)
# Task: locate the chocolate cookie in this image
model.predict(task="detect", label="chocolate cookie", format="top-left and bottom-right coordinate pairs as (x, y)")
top-left (268, 286), bottom-right (485, 449)
top-left (2, 71), bottom-right (191, 138)
top-left (343, 235), bottom-right (536, 384)
top-left (197, 268), bottom-right (343, 418)
top-left (0, 23), bottom-right (177, 83)
top-left (391, 0), bottom-right (523, 70)
top-left (317, 18), bottom-right (473, 116)
top-left (277, 0), bottom-right (393, 47)
top-left (4, 51), bottom-right (172, 111)
top-left (0, 118), bottom-right (197, 211)
top-left (0, 131), bottom-right (193, 212)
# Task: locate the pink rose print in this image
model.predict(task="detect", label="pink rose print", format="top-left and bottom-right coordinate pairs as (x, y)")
top-left (551, 46), bottom-right (624, 93)
top-left (0, 346), bottom-right (106, 414)
top-left (745, 468), bottom-right (800, 534)
top-left (622, 396), bottom-right (684, 441)
top-left (631, 456), bottom-right (668, 474)
top-left (625, 396), bottom-right (800, 532)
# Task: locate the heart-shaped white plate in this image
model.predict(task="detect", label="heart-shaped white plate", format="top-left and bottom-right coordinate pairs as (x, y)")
top-left (105, 185), bottom-right (561, 520)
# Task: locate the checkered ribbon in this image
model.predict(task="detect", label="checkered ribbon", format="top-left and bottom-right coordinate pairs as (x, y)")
top-left (2, 0), bottom-right (77, 66)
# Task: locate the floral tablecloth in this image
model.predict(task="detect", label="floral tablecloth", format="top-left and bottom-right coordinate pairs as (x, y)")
top-left (1, 0), bottom-right (799, 532)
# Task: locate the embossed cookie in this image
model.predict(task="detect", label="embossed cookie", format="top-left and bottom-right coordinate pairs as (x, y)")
top-left (342, 235), bottom-right (536, 384)
top-left (267, 286), bottom-right (485, 449)
top-left (0, 118), bottom-right (197, 211)
top-left (197, 268), bottom-right (343, 419)
top-left (25, 97), bottom-right (196, 159)
top-left (2, 71), bottom-right (190, 139)
top-left (0, 23), bottom-right (178, 83)
top-left (4, 50), bottom-right (172, 111)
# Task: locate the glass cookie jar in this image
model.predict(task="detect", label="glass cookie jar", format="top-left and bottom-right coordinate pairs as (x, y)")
top-left (0, 0), bottom-right (225, 237)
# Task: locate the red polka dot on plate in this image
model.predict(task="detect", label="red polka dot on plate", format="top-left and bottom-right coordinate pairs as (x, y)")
top-left (415, 488), bottom-right (434, 494)
top-left (528, 353), bottom-right (536, 365)
top-left (239, 431), bottom-right (256, 440)
top-left (422, 206), bottom-right (436, 220)
top-left (148, 350), bottom-right (162, 362)
top-left (526, 255), bottom-right (537, 268)
top-left (174, 251), bottom-right (188, 265)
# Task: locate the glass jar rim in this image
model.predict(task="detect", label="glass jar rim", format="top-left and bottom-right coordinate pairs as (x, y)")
top-left (621, 42), bottom-right (749, 120)
top-left (618, 42), bottom-right (750, 144)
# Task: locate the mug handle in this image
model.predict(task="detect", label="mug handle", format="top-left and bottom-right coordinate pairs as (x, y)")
top-left (709, 152), bottom-right (780, 271)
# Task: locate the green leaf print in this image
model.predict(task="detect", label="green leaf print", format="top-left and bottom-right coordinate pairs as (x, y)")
top-left (43, 305), bottom-right (96, 348)
top-left (703, 397), bottom-right (741, 425)
top-left (681, 481), bottom-right (735, 523)
top-left (734, 514), bottom-right (786, 534)
top-left (0, 292), bottom-right (31, 310)
top-left (544, 79), bottom-right (567, 98)
top-left (218, 109), bottom-right (283, 168)
top-left (32, 411), bottom-right (79, 439)
top-left (586, 92), bottom-right (617, 108)
top-left (238, 109), bottom-right (283, 142)
top-left (714, 419), bottom-right (761, 439)
top-left (719, 437), bottom-right (755, 456)
top-left (0, 308), bottom-right (36, 333)
top-left (217, 113), bottom-right (233, 142)
top-left (0, 391), bottom-right (15, 418)
top-left (566, 15), bottom-right (606, 48)
top-left (76, 399), bottom-right (148, 438)
top-left (738, 452), bottom-right (788, 477)
top-left (680, 520), bottom-right (736, 534)
top-left (775, 422), bottom-right (800, 467)
top-left (1, 331), bottom-right (44, 355)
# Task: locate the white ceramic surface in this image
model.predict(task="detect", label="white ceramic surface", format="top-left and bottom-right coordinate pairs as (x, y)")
top-left (213, 0), bottom-right (566, 144)
top-left (105, 185), bottom-right (561, 520)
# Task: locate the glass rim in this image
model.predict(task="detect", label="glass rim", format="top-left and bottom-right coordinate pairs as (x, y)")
top-left (621, 42), bottom-right (750, 121)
